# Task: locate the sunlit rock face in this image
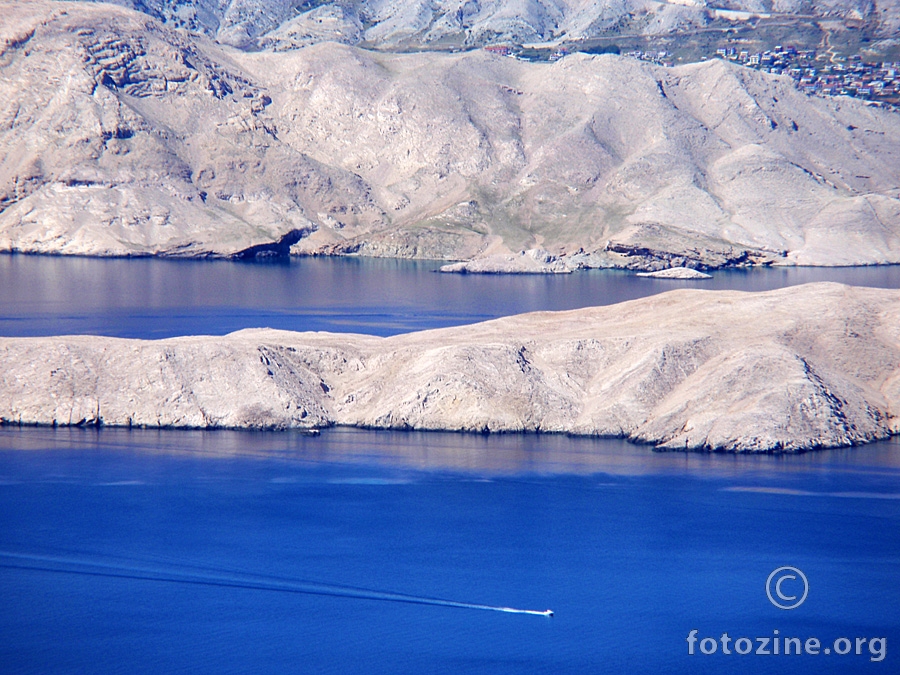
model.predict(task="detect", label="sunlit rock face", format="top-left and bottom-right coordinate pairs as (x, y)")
top-left (0, 1), bottom-right (384, 258)
top-left (2, 283), bottom-right (899, 453)
top-left (2, 1), bottom-right (899, 267)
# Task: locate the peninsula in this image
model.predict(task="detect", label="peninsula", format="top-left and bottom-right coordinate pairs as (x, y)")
top-left (2, 282), bottom-right (898, 453)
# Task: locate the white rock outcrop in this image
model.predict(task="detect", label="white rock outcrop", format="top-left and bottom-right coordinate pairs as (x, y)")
top-left (440, 249), bottom-right (571, 274)
top-left (636, 267), bottom-right (712, 279)
top-left (2, 283), bottom-right (898, 453)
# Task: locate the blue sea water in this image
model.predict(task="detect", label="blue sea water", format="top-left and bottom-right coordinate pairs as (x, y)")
top-left (2, 253), bottom-right (900, 338)
top-left (1, 255), bottom-right (899, 673)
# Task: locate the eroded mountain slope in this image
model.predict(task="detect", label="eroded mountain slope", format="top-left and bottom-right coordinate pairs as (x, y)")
top-left (0, 1), bottom-right (384, 256)
top-left (81, 0), bottom-right (900, 50)
top-left (1, 1), bottom-right (898, 266)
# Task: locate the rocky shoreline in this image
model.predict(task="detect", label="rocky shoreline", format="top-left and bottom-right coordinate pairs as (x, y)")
top-left (2, 283), bottom-right (897, 453)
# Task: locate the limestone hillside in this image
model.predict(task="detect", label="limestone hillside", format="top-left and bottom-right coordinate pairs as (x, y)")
top-left (2, 282), bottom-right (898, 452)
top-left (1, 1), bottom-right (899, 267)
top-left (82, 0), bottom-right (900, 50)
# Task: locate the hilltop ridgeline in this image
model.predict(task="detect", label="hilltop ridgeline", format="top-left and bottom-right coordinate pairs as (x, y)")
top-left (83, 0), bottom-right (900, 52)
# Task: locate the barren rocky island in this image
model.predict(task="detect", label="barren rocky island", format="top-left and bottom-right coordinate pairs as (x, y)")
top-left (3, 283), bottom-right (898, 452)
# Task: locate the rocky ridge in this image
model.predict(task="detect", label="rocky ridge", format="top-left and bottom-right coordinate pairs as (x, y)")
top-left (2, 282), bottom-right (898, 453)
top-left (83, 1), bottom-right (900, 51)
top-left (2, 2), bottom-right (899, 267)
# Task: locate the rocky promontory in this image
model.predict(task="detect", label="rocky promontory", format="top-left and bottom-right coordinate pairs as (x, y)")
top-left (2, 283), bottom-right (898, 453)
top-left (636, 267), bottom-right (712, 279)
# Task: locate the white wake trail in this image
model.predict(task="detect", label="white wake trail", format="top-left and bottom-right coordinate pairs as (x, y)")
top-left (0, 551), bottom-right (553, 618)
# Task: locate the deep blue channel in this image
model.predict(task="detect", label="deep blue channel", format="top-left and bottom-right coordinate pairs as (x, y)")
top-left (0, 255), bottom-right (899, 673)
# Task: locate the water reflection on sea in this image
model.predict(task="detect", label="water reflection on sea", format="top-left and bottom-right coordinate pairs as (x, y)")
top-left (3, 426), bottom-right (900, 479)
top-left (1, 254), bottom-right (899, 339)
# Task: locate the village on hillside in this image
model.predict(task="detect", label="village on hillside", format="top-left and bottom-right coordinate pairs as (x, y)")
top-left (708, 45), bottom-right (898, 107)
top-left (487, 43), bottom-right (900, 109)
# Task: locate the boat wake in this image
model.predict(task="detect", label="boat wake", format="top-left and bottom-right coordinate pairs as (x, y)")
top-left (0, 551), bottom-right (553, 618)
